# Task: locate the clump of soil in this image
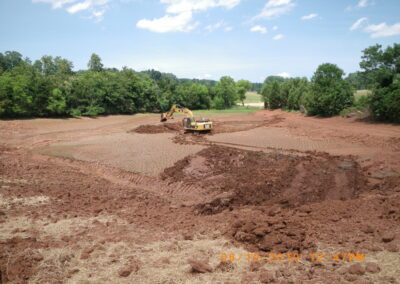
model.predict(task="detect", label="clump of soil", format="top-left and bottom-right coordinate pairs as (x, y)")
top-left (0, 237), bottom-right (47, 283)
top-left (132, 122), bottom-right (181, 134)
top-left (230, 217), bottom-right (313, 253)
top-left (162, 146), bottom-right (367, 214)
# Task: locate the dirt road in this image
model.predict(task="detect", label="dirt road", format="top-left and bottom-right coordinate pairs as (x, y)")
top-left (0, 110), bottom-right (399, 283)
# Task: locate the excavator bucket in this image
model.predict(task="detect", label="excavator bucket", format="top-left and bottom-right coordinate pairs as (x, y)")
top-left (160, 113), bottom-right (167, 122)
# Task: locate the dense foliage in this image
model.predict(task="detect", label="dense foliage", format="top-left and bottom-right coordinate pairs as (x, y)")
top-left (262, 65), bottom-right (357, 117)
top-left (304, 63), bottom-right (354, 117)
top-left (260, 44), bottom-right (399, 122)
top-left (345, 71), bottom-right (368, 90)
top-left (2, 43), bottom-right (399, 122)
top-left (359, 43), bottom-right (400, 122)
top-left (0, 52), bottom-right (253, 118)
top-left (261, 76), bottom-right (309, 111)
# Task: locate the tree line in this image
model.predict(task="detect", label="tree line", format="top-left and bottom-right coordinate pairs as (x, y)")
top-left (0, 52), bottom-right (252, 118)
top-left (1, 43), bottom-right (399, 122)
top-left (261, 43), bottom-right (400, 122)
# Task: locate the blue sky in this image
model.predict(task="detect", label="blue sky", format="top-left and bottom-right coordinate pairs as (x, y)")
top-left (1, 0), bottom-right (399, 82)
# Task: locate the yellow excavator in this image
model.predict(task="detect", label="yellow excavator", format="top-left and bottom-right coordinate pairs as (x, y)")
top-left (160, 104), bottom-right (213, 132)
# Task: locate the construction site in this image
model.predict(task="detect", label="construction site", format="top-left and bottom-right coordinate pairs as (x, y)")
top-left (0, 109), bottom-right (400, 283)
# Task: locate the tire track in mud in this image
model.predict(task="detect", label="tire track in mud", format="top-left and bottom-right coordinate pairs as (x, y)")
top-left (31, 153), bottom-right (210, 206)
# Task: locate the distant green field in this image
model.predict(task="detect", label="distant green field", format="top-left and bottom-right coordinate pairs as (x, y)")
top-left (192, 105), bottom-right (262, 117)
top-left (355, 89), bottom-right (372, 101)
top-left (242, 91), bottom-right (263, 103)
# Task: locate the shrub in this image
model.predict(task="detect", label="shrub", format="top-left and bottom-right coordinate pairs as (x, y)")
top-left (261, 81), bottom-right (281, 109)
top-left (211, 96), bottom-right (225, 110)
top-left (305, 63), bottom-right (354, 117)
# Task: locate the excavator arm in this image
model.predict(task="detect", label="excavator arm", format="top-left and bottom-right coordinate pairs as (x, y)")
top-left (160, 104), bottom-right (213, 132)
top-left (160, 104), bottom-right (193, 122)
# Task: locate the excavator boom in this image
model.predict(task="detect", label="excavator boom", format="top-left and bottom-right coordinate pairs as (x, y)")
top-left (160, 104), bottom-right (213, 132)
top-left (160, 104), bottom-right (193, 122)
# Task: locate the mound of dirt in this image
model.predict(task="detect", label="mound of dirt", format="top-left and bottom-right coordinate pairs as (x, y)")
top-left (130, 117), bottom-right (283, 136)
top-left (131, 122), bottom-right (181, 134)
top-left (162, 146), bottom-right (367, 215)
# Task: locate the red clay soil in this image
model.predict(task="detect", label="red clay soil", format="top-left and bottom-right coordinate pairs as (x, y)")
top-left (162, 146), bottom-right (367, 214)
top-left (1, 111), bottom-right (400, 283)
top-left (131, 116), bottom-right (284, 135)
top-left (0, 145), bottom-right (174, 283)
top-left (160, 145), bottom-right (400, 276)
top-left (2, 143), bottom-right (399, 283)
top-left (131, 122), bottom-right (181, 133)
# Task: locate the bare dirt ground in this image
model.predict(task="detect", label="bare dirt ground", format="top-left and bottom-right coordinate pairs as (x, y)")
top-left (0, 110), bottom-right (399, 283)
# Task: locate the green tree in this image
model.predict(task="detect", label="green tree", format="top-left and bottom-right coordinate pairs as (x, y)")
top-left (47, 88), bottom-right (67, 115)
top-left (286, 78), bottom-right (309, 110)
top-left (236, 80), bottom-right (252, 105)
top-left (0, 51), bottom-right (23, 72)
top-left (304, 63), bottom-right (354, 117)
top-left (211, 96), bottom-right (225, 109)
top-left (359, 44), bottom-right (400, 122)
top-left (345, 72), bottom-right (368, 90)
top-left (263, 75), bottom-right (286, 85)
top-left (213, 76), bottom-right (237, 108)
top-left (251, 82), bottom-right (263, 93)
top-left (261, 81), bottom-right (281, 109)
top-left (0, 63), bottom-right (36, 117)
top-left (87, 53), bottom-right (104, 72)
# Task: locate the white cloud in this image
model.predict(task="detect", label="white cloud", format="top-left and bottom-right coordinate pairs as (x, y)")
top-left (89, 8), bottom-right (106, 21)
top-left (32, 0), bottom-right (110, 21)
top-left (364, 22), bottom-right (400, 38)
top-left (358, 0), bottom-right (370, 8)
top-left (224, 26), bottom-right (233, 32)
top-left (265, 0), bottom-right (291, 8)
top-left (350, 17), bottom-right (367, 31)
top-left (32, 0), bottom-right (77, 9)
top-left (34, 0), bottom-right (240, 24)
top-left (163, 0), bottom-right (240, 14)
top-left (67, 0), bottom-right (91, 13)
top-left (137, 11), bottom-right (198, 33)
top-left (346, 0), bottom-right (372, 11)
top-left (253, 0), bottom-right (294, 20)
top-left (205, 21), bottom-right (223, 32)
top-left (277, 72), bottom-right (290, 78)
top-left (137, 0), bottom-right (240, 33)
top-left (272, 25), bottom-right (278, 31)
top-left (273, 34), bottom-right (284, 40)
top-left (301, 13), bottom-right (317, 20)
top-left (250, 25), bottom-right (268, 34)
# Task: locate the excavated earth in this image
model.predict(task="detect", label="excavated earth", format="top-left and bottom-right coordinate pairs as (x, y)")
top-left (1, 111), bottom-right (400, 283)
top-left (161, 146), bottom-right (367, 214)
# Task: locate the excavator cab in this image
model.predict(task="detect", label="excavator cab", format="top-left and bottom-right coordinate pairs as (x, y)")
top-left (183, 117), bottom-right (194, 129)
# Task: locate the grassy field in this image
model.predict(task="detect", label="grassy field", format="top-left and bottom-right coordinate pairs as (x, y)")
top-left (242, 91), bottom-right (263, 103)
top-left (192, 105), bottom-right (262, 117)
top-left (244, 90), bottom-right (370, 104)
top-left (355, 89), bottom-right (372, 101)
